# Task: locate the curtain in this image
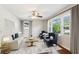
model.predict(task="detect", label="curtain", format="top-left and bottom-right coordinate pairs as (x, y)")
top-left (70, 5), bottom-right (79, 54)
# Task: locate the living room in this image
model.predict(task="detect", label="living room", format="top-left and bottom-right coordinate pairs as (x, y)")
top-left (0, 4), bottom-right (79, 54)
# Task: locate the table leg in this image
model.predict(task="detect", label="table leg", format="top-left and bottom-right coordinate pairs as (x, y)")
top-left (31, 42), bottom-right (33, 46)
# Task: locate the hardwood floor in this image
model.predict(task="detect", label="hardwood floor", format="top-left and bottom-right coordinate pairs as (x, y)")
top-left (58, 49), bottom-right (71, 54)
top-left (57, 44), bottom-right (71, 54)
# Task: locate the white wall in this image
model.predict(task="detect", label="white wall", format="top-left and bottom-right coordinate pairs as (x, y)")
top-left (32, 20), bottom-right (47, 37)
top-left (58, 35), bottom-right (70, 50)
top-left (58, 11), bottom-right (71, 50)
top-left (0, 5), bottom-right (21, 39)
top-left (43, 20), bottom-right (48, 31)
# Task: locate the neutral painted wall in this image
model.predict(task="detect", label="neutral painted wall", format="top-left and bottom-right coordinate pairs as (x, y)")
top-left (58, 35), bottom-right (70, 50)
top-left (57, 11), bottom-right (71, 50)
top-left (43, 20), bottom-right (48, 31)
top-left (0, 5), bottom-right (21, 39)
top-left (32, 20), bottom-right (47, 37)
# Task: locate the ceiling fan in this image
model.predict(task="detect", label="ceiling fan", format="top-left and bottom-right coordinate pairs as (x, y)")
top-left (29, 10), bottom-right (43, 19)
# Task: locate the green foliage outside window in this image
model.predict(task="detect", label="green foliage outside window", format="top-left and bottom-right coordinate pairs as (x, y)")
top-left (53, 23), bottom-right (61, 33)
top-left (52, 18), bottom-right (61, 33)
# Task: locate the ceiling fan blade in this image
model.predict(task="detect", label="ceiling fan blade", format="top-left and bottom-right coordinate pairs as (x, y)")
top-left (28, 10), bottom-right (43, 18)
top-left (37, 16), bottom-right (43, 18)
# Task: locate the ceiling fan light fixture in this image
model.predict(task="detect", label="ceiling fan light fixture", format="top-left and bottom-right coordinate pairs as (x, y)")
top-left (31, 16), bottom-right (37, 19)
top-left (29, 9), bottom-right (43, 19)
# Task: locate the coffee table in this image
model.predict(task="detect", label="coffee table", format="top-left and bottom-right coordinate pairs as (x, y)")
top-left (25, 38), bottom-right (38, 47)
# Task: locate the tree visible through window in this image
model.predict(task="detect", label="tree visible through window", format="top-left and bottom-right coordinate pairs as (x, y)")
top-left (63, 15), bottom-right (71, 35)
top-left (52, 18), bottom-right (61, 33)
top-left (48, 11), bottom-right (71, 35)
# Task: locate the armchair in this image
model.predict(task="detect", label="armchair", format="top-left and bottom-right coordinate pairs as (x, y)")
top-left (44, 33), bottom-right (58, 47)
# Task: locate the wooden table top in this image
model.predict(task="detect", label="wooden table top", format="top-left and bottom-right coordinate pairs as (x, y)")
top-left (25, 37), bottom-right (39, 43)
top-left (26, 39), bottom-right (38, 43)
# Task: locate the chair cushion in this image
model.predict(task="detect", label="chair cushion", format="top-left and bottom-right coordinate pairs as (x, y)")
top-left (50, 36), bottom-right (53, 40)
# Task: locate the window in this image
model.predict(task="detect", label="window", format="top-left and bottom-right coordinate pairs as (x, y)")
top-left (63, 15), bottom-right (71, 35)
top-left (52, 18), bottom-right (61, 33)
top-left (48, 10), bottom-right (71, 35)
top-left (48, 20), bottom-right (52, 32)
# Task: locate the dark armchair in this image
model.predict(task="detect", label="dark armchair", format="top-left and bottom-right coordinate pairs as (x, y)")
top-left (39, 31), bottom-right (47, 39)
top-left (44, 33), bottom-right (58, 47)
top-left (49, 33), bottom-right (58, 45)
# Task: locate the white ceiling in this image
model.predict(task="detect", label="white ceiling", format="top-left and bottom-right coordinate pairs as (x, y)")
top-left (2, 4), bottom-right (75, 20)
